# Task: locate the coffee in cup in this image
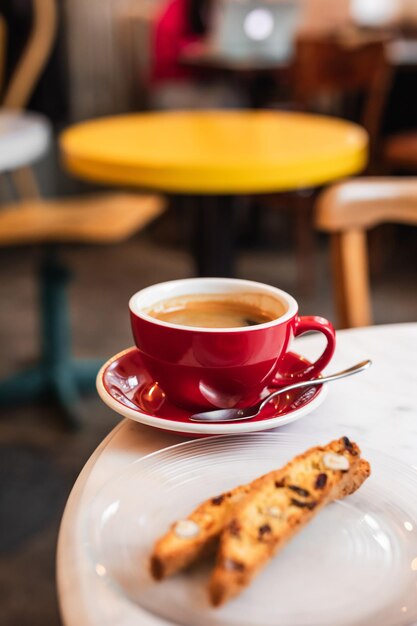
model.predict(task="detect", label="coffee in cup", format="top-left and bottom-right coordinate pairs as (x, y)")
top-left (144, 292), bottom-right (287, 328)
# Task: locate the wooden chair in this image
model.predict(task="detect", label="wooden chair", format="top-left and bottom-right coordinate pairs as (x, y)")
top-left (0, 194), bottom-right (163, 246)
top-left (286, 32), bottom-right (391, 293)
top-left (315, 177), bottom-right (417, 328)
top-left (380, 34), bottom-right (417, 173)
top-left (385, 131), bottom-right (417, 171)
top-left (2, 0), bottom-right (57, 110)
top-left (0, 0), bottom-right (164, 425)
top-left (293, 33), bottom-right (392, 163)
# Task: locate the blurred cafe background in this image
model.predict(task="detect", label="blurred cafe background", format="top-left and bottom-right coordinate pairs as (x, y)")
top-left (1, 0), bottom-right (417, 624)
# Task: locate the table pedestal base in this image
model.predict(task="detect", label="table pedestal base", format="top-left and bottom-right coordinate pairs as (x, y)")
top-left (193, 195), bottom-right (237, 277)
top-left (0, 249), bottom-right (102, 427)
top-left (0, 359), bottom-right (102, 427)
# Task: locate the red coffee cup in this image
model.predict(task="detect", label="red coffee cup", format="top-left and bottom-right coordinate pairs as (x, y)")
top-left (129, 278), bottom-right (335, 411)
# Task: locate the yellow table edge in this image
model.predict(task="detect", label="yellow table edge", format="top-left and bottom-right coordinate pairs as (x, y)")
top-left (60, 111), bottom-right (369, 194)
top-left (62, 149), bottom-right (368, 194)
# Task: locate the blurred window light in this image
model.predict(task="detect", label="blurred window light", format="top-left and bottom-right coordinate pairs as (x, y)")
top-left (350, 0), bottom-right (398, 26)
top-left (244, 8), bottom-right (275, 41)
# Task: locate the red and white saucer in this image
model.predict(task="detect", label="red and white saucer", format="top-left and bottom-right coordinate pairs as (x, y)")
top-left (96, 347), bottom-right (328, 435)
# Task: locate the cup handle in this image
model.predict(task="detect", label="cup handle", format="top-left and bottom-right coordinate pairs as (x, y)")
top-left (275, 315), bottom-right (336, 384)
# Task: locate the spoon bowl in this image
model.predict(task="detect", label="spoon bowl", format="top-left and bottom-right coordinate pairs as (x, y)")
top-left (189, 360), bottom-right (372, 423)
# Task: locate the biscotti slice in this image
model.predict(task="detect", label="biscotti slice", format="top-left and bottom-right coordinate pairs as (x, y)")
top-left (209, 437), bottom-right (371, 607)
top-left (150, 483), bottom-right (252, 580)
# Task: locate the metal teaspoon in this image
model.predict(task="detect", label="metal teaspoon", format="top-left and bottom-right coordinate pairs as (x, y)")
top-left (189, 359), bottom-right (372, 423)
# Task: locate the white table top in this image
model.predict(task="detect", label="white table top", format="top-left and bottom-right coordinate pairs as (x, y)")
top-left (57, 323), bottom-right (417, 626)
top-left (0, 110), bottom-right (51, 173)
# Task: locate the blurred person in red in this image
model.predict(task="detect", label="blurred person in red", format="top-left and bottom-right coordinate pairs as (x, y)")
top-left (151, 0), bottom-right (210, 82)
top-left (150, 0), bottom-right (240, 108)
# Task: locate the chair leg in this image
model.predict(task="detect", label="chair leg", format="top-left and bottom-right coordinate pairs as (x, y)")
top-left (11, 166), bottom-right (41, 199)
top-left (331, 231), bottom-right (372, 328)
top-left (331, 234), bottom-right (350, 329)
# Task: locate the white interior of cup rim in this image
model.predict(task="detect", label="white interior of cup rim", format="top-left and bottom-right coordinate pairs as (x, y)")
top-left (129, 278), bottom-right (298, 332)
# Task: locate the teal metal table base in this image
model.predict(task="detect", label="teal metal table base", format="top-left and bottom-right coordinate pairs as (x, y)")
top-left (0, 249), bottom-right (103, 428)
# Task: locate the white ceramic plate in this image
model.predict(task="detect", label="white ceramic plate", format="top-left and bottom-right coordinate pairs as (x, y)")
top-left (85, 433), bottom-right (417, 626)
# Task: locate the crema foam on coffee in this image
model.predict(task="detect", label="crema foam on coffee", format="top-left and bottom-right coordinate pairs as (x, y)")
top-left (144, 292), bottom-right (287, 328)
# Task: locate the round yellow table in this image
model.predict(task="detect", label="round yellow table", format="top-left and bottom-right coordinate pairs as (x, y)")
top-left (61, 110), bottom-right (368, 275)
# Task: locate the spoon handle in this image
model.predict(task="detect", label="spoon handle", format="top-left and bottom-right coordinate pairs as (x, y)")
top-left (257, 359), bottom-right (372, 413)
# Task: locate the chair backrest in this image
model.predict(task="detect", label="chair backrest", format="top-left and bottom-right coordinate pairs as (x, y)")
top-left (293, 34), bottom-right (392, 161)
top-left (1, 0), bottom-right (57, 109)
top-left (315, 178), bottom-right (417, 328)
